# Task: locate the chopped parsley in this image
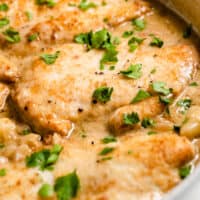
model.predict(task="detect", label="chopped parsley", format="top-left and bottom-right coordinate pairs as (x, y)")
top-left (128, 36), bottom-right (145, 52)
top-left (26, 144), bottom-right (63, 170)
top-left (147, 131), bottom-right (157, 135)
top-left (183, 24), bottom-right (192, 39)
top-left (149, 35), bottom-right (163, 48)
top-left (74, 29), bottom-right (118, 69)
top-left (92, 86), bottom-right (113, 103)
top-left (28, 33), bottom-right (38, 42)
top-left (54, 171), bottom-right (80, 200)
top-left (120, 64), bottom-right (142, 79)
top-left (132, 18), bottom-right (146, 31)
top-left (0, 143), bottom-right (5, 148)
top-left (0, 168), bottom-right (6, 176)
top-left (3, 28), bottom-right (21, 43)
top-left (100, 43), bottom-right (118, 70)
top-left (35, 0), bottom-right (56, 7)
top-left (123, 112), bottom-right (140, 125)
top-left (101, 136), bottom-right (117, 144)
top-left (0, 17), bottom-right (9, 28)
top-left (40, 51), bottom-right (60, 65)
top-left (141, 118), bottom-right (155, 128)
top-left (177, 99), bottom-right (191, 111)
top-left (189, 82), bottom-right (198, 86)
top-left (21, 129), bottom-right (31, 135)
top-left (99, 147), bottom-right (115, 155)
top-left (151, 81), bottom-right (171, 96)
top-left (25, 11), bottom-right (33, 21)
top-left (159, 96), bottom-right (173, 105)
top-left (122, 31), bottom-right (133, 38)
top-left (131, 89), bottom-right (151, 103)
top-left (38, 184), bottom-right (54, 198)
top-left (179, 165), bottom-right (191, 179)
top-left (78, 0), bottom-right (97, 11)
top-left (0, 3), bottom-right (9, 11)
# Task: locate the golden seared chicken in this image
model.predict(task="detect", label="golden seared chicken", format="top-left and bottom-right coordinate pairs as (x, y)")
top-left (0, 0), bottom-right (199, 200)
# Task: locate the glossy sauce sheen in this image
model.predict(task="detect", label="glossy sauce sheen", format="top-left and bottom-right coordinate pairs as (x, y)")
top-left (0, 1), bottom-right (200, 200)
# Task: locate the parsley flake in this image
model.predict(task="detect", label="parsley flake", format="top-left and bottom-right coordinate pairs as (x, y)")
top-left (131, 89), bottom-right (151, 103)
top-left (141, 118), bottom-right (155, 128)
top-left (132, 18), bottom-right (146, 31)
top-left (122, 31), bottom-right (133, 38)
top-left (78, 0), bottom-right (97, 11)
top-left (26, 144), bottom-right (63, 170)
top-left (149, 36), bottom-right (164, 48)
top-left (54, 171), bottom-right (80, 200)
top-left (0, 3), bottom-right (9, 11)
top-left (35, 0), bottom-right (56, 7)
top-left (101, 136), bottom-right (117, 144)
top-left (120, 64), bottom-right (142, 79)
top-left (0, 17), bottom-right (9, 28)
top-left (151, 81), bottom-right (171, 96)
top-left (40, 51), bottom-right (60, 65)
top-left (92, 86), bottom-right (113, 103)
top-left (99, 147), bottom-right (115, 155)
top-left (179, 165), bottom-right (191, 179)
top-left (0, 168), bottom-right (6, 176)
top-left (123, 112), bottom-right (140, 125)
top-left (3, 28), bottom-right (21, 43)
top-left (177, 99), bottom-right (191, 111)
top-left (38, 184), bottom-right (54, 198)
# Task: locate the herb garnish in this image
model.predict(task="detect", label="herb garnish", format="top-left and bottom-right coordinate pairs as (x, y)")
top-left (177, 99), bottom-right (191, 112)
top-left (0, 17), bottom-right (9, 28)
top-left (123, 112), bottom-right (140, 125)
top-left (92, 86), bottom-right (113, 103)
top-left (38, 184), bottom-right (54, 198)
top-left (3, 28), bottom-right (21, 43)
top-left (0, 168), bottom-right (6, 176)
top-left (78, 0), bottom-right (97, 11)
top-left (179, 165), bottom-right (191, 179)
top-left (54, 171), bottom-right (80, 200)
top-left (120, 64), bottom-right (142, 79)
top-left (26, 144), bottom-right (63, 170)
top-left (101, 136), bottom-right (117, 144)
top-left (132, 18), bottom-right (146, 31)
top-left (141, 118), bottom-right (155, 128)
top-left (99, 147), bottom-right (115, 155)
top-left (131, 90), bottom-right (151, 103)
top-left (151, 81), bottom-right (171, 96)
top-left (40, 51), bottom-right (60, 65)
top-left (0, 3), bottom-right (9, 11)
top-left (35, 0), bottom-right (56, 7)
top-left (149, 35), bottom-right (163, 48)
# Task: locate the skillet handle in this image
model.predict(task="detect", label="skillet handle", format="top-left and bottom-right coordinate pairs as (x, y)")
top-left (158, 0), bottom-right (200, 36)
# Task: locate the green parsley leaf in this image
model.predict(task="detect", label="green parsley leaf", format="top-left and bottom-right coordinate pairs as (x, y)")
top-left (35, 0), bottom-right (56, 7)
top-left (0, 143), bottom-right (5, 148)
top-left (123, 112), bottom-right (140, 125)
top-left (183, 24), bottom-right (192, 39)
top-left (189, 82), bottom-right (198, 86)
top-left (0, 168), bottom-right (6, 176)
top-left (28, 33), bottom-right (38, 42)
top-left (151, 81), bottom-right (171, 96)
top-left (179, 165), bottom-right (191, 179)
top-left (101, 136), bottom-right (117, 144)
top-left (159, 96), bottom-right (173, 105)
top-left (131, 89), bottom-right (151, 103)
top-left (3, 28), bottom-right (21, 43)
top-left (100, 43), bottom-right (118, 69)
top-left (177, 99), bottom-right (191, 111)
top-left (0, 17), bottom-right (9, 28)
top-left (132, 18), bottom-right (146, 31)
top-left (25, 11), bottom-right (33, 21)
top-left (26, 144), bottom-right (63, 170)
top-left (128, 36), bottom-right (145, 52)
top-left (0, 3), bottom-right (9, 11)
top-left (122, 31), bottom-right (133, 38)
top-left (92, 86), bottom-right (113, 103)
top-left (147, 131), bottom-right (157, 135)
top-left (40, 51), bottom-right (60, 65)
top-left (22, 129), bottom-right (31, 135)
top-left (54, 171), bottom-right (80, 200)
top-left (38, 183), bottom-right (54, 198)
top-left (78, 0), bottom-right (97, 11)
top-left (99, 147), bottom-right (115, 155)
top-left (141, 118), bottom-right (155, 128)
top-left (120, 64), bottom-right (142, 79)
top-left (149, 36), bottom-right (164, 48)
